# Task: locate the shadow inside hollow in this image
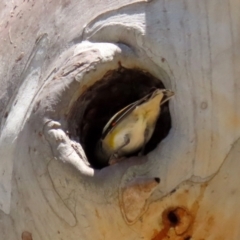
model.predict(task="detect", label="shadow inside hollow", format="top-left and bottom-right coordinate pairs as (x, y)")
top-left (73, 67), bottom-right (171, 169)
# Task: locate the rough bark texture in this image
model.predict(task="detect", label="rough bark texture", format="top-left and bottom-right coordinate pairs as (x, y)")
top-left (0, 0), bottom-right (240, 239)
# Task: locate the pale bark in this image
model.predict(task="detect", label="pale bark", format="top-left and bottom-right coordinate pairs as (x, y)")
top-left (0, 0), bottom-right (240, 239)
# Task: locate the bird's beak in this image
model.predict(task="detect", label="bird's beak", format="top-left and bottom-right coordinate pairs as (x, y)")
top-left (161, 89), bottom-right (174, 104)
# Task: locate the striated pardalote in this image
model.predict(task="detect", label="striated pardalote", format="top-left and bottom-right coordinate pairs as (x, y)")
top-left (95, 88), bottom-right (174, 165)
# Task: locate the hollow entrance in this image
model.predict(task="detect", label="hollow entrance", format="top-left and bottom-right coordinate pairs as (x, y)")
top-left (72, 67), bottom-right (171, 169)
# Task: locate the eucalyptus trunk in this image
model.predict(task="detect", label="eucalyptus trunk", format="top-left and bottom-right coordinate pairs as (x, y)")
top-left (0, 0), bottom-right (240, 239)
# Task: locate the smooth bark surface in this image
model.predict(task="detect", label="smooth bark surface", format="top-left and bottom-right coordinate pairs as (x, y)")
top-left (0, 0), bottom-right (240, 239)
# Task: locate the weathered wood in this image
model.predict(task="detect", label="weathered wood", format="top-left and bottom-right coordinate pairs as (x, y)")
top-left (0, 0), bottom-right (240, 239)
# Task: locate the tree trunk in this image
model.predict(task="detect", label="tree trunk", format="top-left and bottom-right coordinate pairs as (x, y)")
top-left (0, 0), bottom-right (240, 239)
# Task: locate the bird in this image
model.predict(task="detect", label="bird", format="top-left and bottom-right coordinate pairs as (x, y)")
top-left (95, 88), bottom-right (174, 165)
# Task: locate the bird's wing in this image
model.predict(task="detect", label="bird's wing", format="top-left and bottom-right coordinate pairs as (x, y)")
top-left (102, 92), bottom-right (153, 139)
